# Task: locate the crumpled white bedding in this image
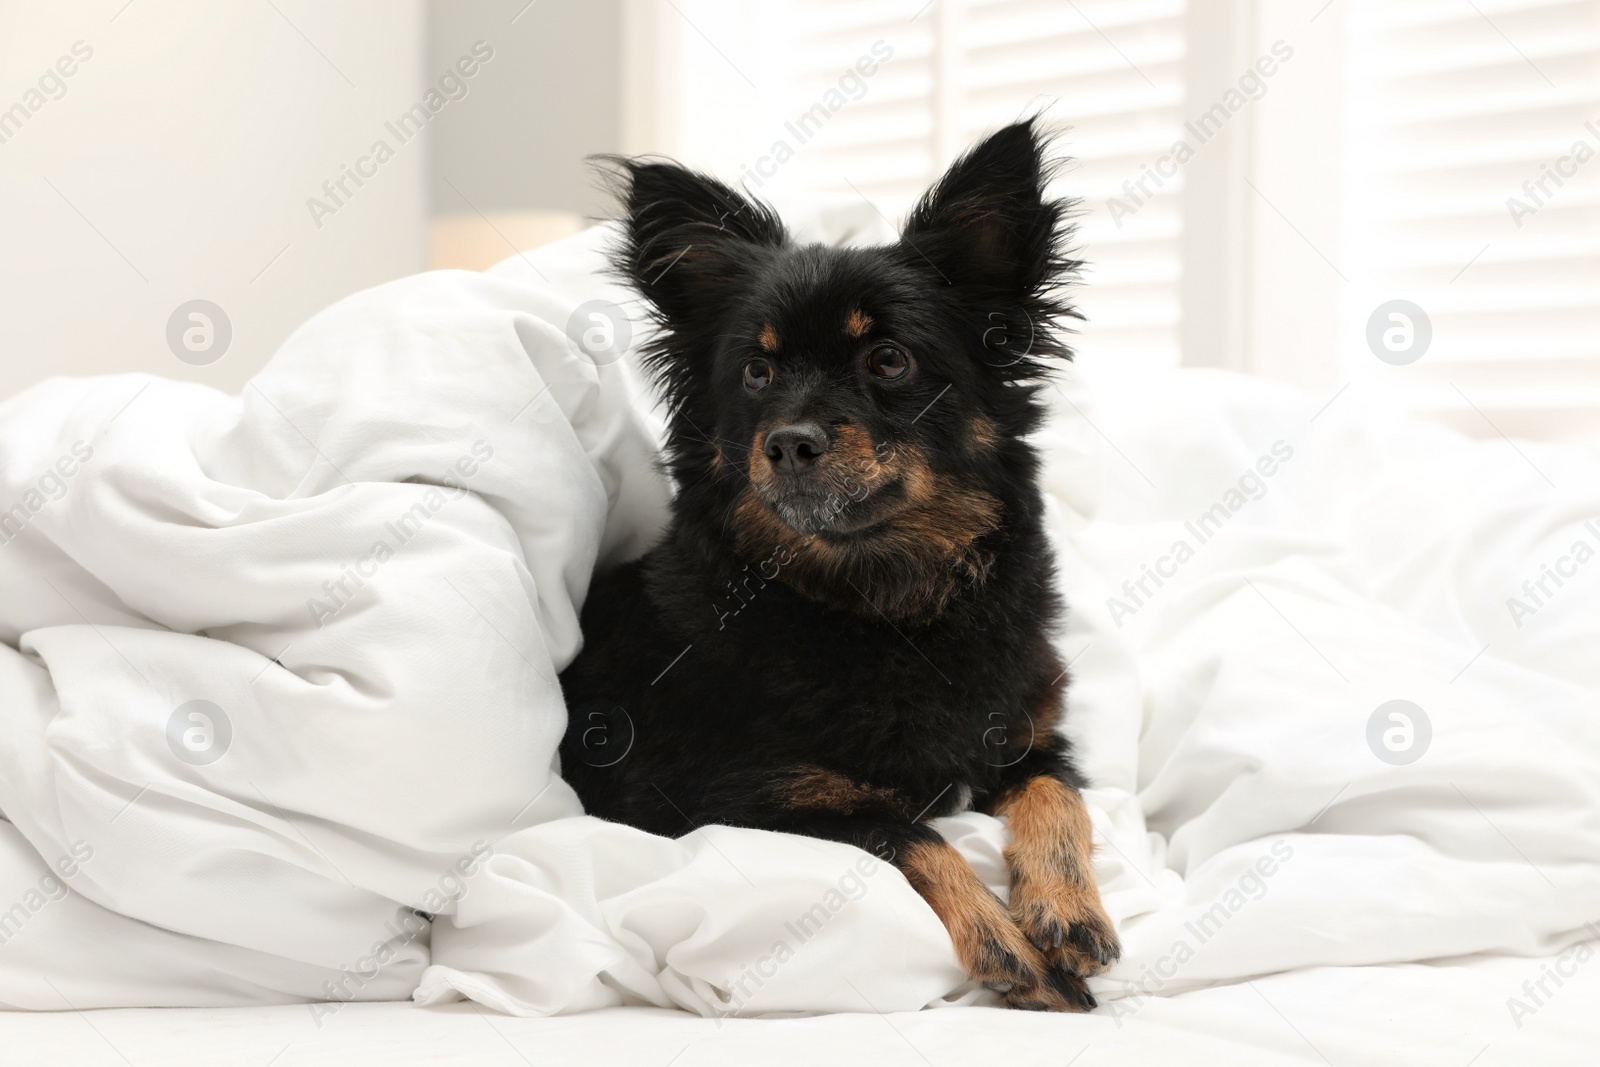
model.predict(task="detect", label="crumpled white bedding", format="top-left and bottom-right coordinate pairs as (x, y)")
top-left (0, 224), bottom-right (1596, 1024)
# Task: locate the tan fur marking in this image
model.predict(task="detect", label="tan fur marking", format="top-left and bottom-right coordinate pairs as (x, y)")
top-left (967, 415), bottom-right (1000, 451)
top-left (758, 324), bottom-right (779, 352)
top-left (994, 777), bottom-right (1120, 978)
top-left (732, 431), bottom-right (1002, 620)
top-left (746, 430), bottom-right (773, 490)
top-left (827, 423), bottom-right (896, 494)
top-left (845, 308), bottom-right (873, 338)
top-left (783, 766), bottom-right (906, 816)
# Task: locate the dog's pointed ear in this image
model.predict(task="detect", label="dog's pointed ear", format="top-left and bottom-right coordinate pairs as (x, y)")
top-left (900, 119), bottom-right (1075, 309)
top-left (601, 158), bottom-right (787, 327)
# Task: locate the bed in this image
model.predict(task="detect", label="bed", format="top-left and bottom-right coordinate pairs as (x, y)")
top-left (1, 226), bottom-right (1596, 1064)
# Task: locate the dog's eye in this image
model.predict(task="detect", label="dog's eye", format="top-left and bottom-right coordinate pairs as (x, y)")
top-left (743, 358), bottom-right (774, 392)
top-left (867, 344), bottom-right (911, 380)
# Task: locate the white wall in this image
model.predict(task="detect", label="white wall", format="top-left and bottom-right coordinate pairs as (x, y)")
top-left (1179, 0), bottom-right (1345, 391)
top-left (0, 0), bottom-right (426, 401)
top-left (427, 0), bottom-right (622, 220)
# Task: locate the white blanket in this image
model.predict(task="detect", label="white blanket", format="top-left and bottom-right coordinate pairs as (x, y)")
top-left (0, 226), bottom-right (1596, 1022)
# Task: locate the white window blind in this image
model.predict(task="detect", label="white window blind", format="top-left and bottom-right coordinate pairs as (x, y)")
top-left (745, 0), bottom-right (938, 211)
top-left (657, 0), bottom-right (1190, 376)
top-left (1341, 0), bottom-right (1600, 435)
top-left (646, 0), bottom-right (1600, 433)
top-left (963, 0), bottom-right (1188, 375)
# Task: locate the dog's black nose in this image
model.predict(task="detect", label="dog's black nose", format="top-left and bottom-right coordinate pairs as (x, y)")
top-left (763, 423), bottom-right (829, 474)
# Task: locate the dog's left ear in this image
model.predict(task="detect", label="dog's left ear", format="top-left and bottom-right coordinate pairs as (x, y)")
top-left (900, 118), bottom-right (1076, 340)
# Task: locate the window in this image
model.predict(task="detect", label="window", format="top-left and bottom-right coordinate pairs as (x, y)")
top-left (638, 0), bottom-right (1189, 381)
top-left (631, 0), bottom-right (1600, 437)
top-left (1341, 0), bottom-right (1600, 438)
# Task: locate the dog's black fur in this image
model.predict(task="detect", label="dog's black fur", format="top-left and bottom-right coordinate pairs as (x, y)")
top-left (558, 119), bottom-right (1120, 1010)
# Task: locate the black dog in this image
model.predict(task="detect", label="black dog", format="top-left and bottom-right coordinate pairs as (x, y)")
top-left (558, 119), bottom-right (1120, 1011)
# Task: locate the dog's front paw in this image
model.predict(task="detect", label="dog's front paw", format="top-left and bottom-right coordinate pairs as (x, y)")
top-left (1011, 880), bottom-right (1121, 978)
top-left (966, 921), bottom-right (1096, 1013)
top-left (1001, 966), bottom-right (1097, 1012)
top-left (959, 910), bottom-right (1055, 997)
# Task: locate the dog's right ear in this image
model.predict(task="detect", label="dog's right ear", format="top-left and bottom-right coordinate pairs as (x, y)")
top-left (599, 158), bottom-right (787, 328)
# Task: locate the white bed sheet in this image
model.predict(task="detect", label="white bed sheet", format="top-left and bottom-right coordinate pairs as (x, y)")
top-left (4, 952), bottom-right (1597, 1066)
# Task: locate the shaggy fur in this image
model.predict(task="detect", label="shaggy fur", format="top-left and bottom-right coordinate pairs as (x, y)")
top-left (558, 119), bottom-right (1121, 1010)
